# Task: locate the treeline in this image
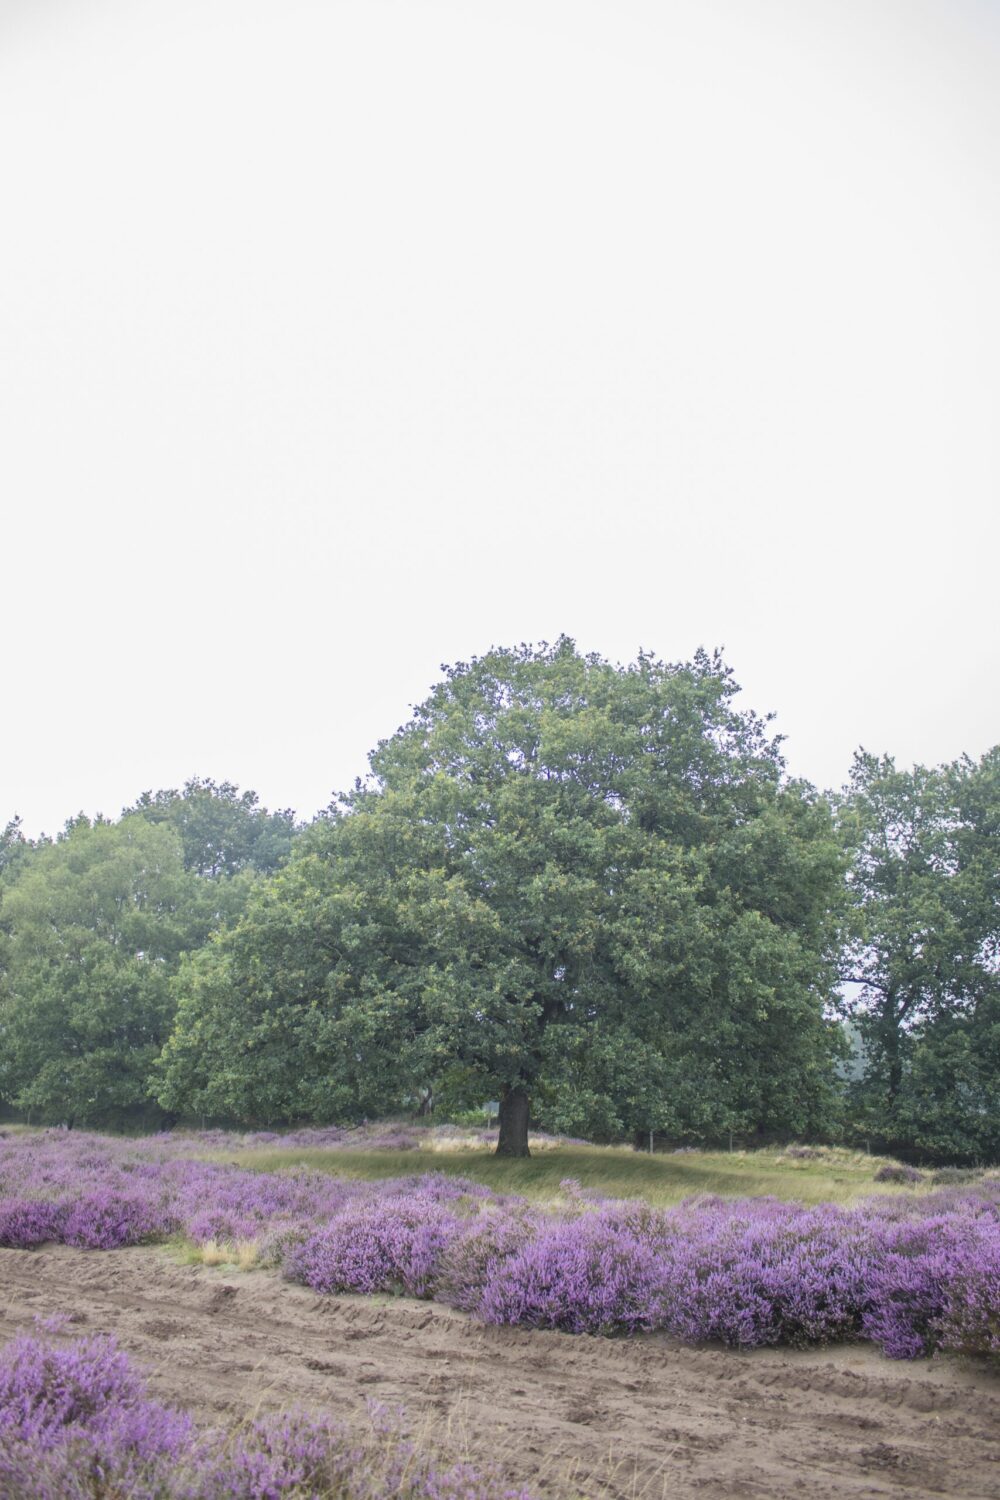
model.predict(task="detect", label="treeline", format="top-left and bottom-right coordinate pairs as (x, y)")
top-left (1, 641), bottom-right (997, 1161)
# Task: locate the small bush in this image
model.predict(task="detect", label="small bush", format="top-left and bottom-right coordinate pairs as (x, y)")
top-left (873, 1163), bottom-right (924, 1186)
top-left (930, 1167), bottom-right (983, 1187)
top-left (859, 1216), bottom-right (968, 1357)
top-left (438, 1210), bottom-right (537, 1314)
top-left (657, 1203), bottom-right (871, 1349)
top-left (480, 1213), bottom-right (667, 1335)
top-left (285, 1196), bottom-right (459, 1298)
top-left (0, 1327), bottom-right (193, 1499)
top-left (0, 1199), bottom-right (68, 1249)
top-left (62, 1192), bottom-right (175, 1249)
top-left (939, 1237), bottom-right (1000, 1356)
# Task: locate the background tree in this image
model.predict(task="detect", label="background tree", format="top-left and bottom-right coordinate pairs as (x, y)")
top-left (0, 817), bottom-right (35, 881)
top-left (0, 817), bottom-right (41, 1068)
top-left (0, 816), bottom-right (49, 907)
top-left (160, 640), bottom-right (845, 1150)
top-left (838, 747), bottom-right (1000, 1160)
top-left (125, 777), bottom-right (298, 878)
top-left (0, 815), bottom-right (238, 1126)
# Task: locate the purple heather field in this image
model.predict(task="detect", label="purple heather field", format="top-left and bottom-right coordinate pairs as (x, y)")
top-left (0, 1128), bottom-right (997, 1362)
top-left (2, 1129), bottom-right (999, 1497)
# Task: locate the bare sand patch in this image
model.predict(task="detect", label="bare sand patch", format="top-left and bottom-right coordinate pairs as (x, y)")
top-left (1, 1245), bottom-right (997, 1498)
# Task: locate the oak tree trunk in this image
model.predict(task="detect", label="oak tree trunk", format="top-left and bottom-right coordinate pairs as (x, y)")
top-left (495, 1085), bottom-right (531, 1157)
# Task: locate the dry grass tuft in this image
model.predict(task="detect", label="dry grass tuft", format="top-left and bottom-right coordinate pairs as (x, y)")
top-left (184, 1236), bottom-right (262, 1270)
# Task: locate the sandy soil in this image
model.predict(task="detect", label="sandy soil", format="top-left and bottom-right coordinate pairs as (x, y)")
top-left (1, 1245), bottom-right (998, 1499)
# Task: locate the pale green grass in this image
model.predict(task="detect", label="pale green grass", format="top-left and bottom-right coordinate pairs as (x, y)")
top-left (202, 1141), bottom-right (914, 1207)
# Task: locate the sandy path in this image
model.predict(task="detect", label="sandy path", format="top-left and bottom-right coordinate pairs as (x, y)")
top-left (1, 1245), bottom-right (998, 1498)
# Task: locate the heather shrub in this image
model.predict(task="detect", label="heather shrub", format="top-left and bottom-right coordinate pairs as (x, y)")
top-left (365, 1129), bottom-right (420, 1151)
top-left (405, 1173), bottom-right (496, 1206)
top-left (254, 1221), bottom-right (312, 1269)
top-left (657, 1203), bottom-right (872, 1348)
top-left (581, 1198), bottom-right (672, 1241)
top-left (862, 1181), bottom-right (1000, 1222)
top-left (857, 1215), bottom-right (984, 1358)
top-left (186, 1209), bottom-right (265, 1247)
top-left (3, 1129), bottom-right (1000, 1365)
top-left (0, 1326), bottom-right (156, 1438)
top-left (189, 1404), bottom-right (533, 1499)
top-left (480, 1212), bottom-right (667, 1335)
top-left (929, 1167), bottom-right (985, 1187)
top-left (437, 1209), bottom-right (538, 1313)
top-left (0, 1327), bottom-right (193, 1500)
top-left (186, 1408), bottom-right (358, 1498)
top-left (873, 1163), bottom-right (923, 1185)
top-left (62, 1191), bottom-right (176, 1249)
top-left (285, 1196), bottom-right (460, 1298)
top-left (0, 1199), bottom-right (68, 1249)
top-left (173, 1165), bottom-right (356, 1246)
top-left (937, 1235), bottom-right (1000, 1356)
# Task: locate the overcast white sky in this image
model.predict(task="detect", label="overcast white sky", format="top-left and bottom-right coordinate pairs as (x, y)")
top-left (2, 0), bottom-right (998, 837)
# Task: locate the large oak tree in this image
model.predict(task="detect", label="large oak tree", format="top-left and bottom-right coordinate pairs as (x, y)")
top-left (159, 641), bottom-right (845, 1151)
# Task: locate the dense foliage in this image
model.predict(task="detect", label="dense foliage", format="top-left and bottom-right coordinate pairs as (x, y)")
top-left (838, 749), bottom-right (1000, 1161)
top-left (0, 818), bottom-right (229, 1127)
top-left (158, 642), bottom-right (846, 1149)
top-left (124, 776), bottom-right (298, 878)
top-left (1, 639), bottom-right (997, 1157)
top-left (0, 782), bottom-right (295, 1128)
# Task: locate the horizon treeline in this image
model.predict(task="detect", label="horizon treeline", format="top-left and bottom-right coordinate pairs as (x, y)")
top-left (1, 640), bottom-right (997, 1162)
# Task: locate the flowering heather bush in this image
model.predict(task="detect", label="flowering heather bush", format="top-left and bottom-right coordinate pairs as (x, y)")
top-left (0, 1330), bottom-right (534, 1500)
top-left (480, 1213), bottom-right (668, 1335)
top-left (285, 1195), bottom-right (460, 1298)
top-left (175, 1165), bottom-right (356, 1247)
top-left (474, 1189), bottom-right (1000, 1355)
top-left (0, 1323), bottom-right (181, 1443)
top-left (653, 1199), bottom-right (873, 1349)
top-left (365, 1129), bottom-right (421, 1151)
top-left (939, 1234), bottom-right (1000, 1355)
top-left (0, 1325), bottom-right (194, 1500)
top-left (0, 1200), bottom-right (68, 1249)
top-left (437, 1209), bottom-right (539, 1313)
top-left (62, 1190), bottom-right (177, 1249)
